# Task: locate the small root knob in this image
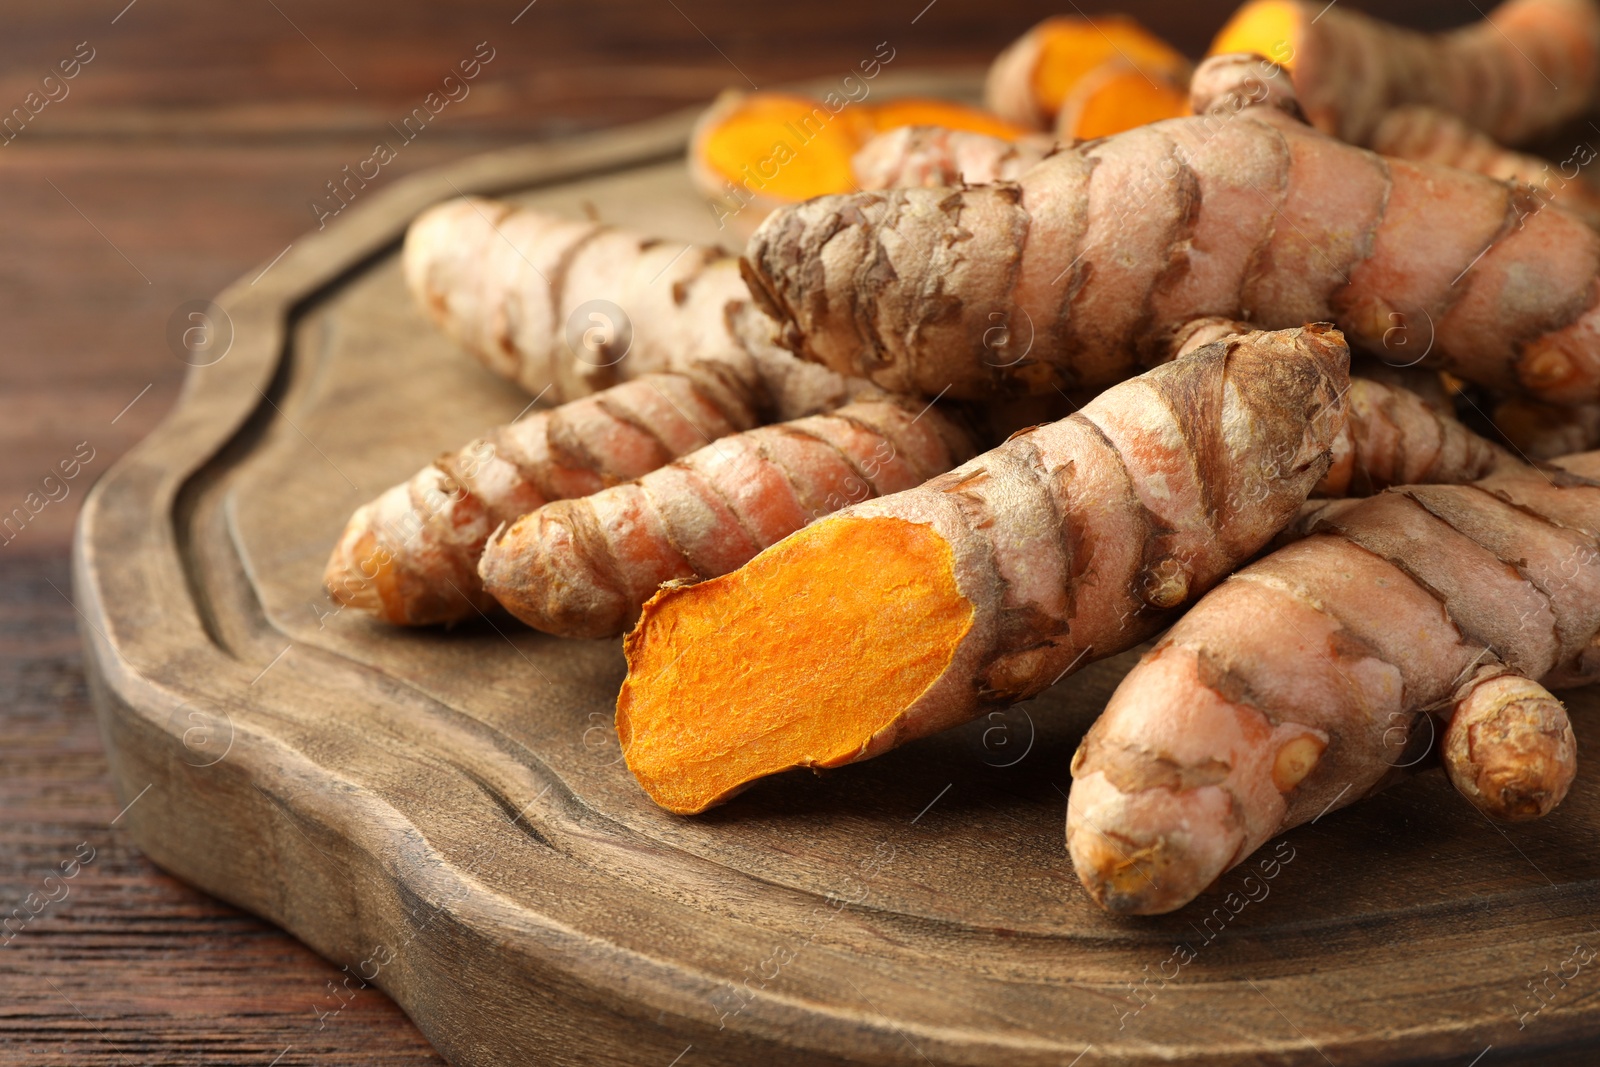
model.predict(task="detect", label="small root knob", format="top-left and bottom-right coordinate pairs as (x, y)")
top-left (1141, 557), bottom-right (1189, 609)
top-left (1445, 666), bottom-right (1575, 821)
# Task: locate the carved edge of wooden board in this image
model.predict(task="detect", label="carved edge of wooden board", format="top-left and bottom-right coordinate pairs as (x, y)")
top-left (70, 82), bottom-right (1600, 1066)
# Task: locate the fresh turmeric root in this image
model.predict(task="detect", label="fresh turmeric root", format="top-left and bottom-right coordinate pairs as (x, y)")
top-left (1210, 0), bottom-right (1600, 146)
top-left (695, 18), bottom-right (1190, 218)
top-left (617, 325), bottom-right (1350, 814)
top-left (688, 90), bottom-right (1027, 233)
top-left (1318, 374), bottom-right (1515, 494)
top-left (744, 54), bottom-right (1600, 405)
top-left (1172, 318), bottom-right (1516, 494)
top-left (1369, 106), bottom-right (1600, 231)
top-left (985, 15), bottom-right (1192, 134)
top-left (479, 397), bottom-right (975, 638)
top-left (323, 371), bottom-right (763, 625)
top-left (404, 198), bottom-right (853, 420)
top-left (1051, 60), bottom-right (1192, 142)
top-left (1068, 458), bottom-right (1600, 914)
top-left (1492, 396), bottom-right (1600, 457)
top-left (465, 322), bottom-right (1499, 640)
top-left (851, 126), bottom-right (1056, 190)
top-left (338, 201), bottom-right (888, 625)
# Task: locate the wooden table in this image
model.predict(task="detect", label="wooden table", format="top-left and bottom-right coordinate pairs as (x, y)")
top-left (0, 2), bottom-right (1496, 1063)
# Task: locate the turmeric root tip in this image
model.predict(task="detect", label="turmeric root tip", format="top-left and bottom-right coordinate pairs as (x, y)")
top-left (1445, 668), bottom-right (1577, 821)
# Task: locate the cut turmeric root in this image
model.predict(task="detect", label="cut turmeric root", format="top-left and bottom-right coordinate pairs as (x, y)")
top-left (744, 54), bottom-right (1600, 405)
top-left (1068, 458), bottom-right (1600, 914)
top-left (1051, 60), bottom-right (1190, 142)
top-left (688, 90), bottom-right (1027, 233)
top-left (1210, 0), bottom-right (1600, 146)
top-left (985, 15), bottom-right (1192, 133)
top-left (617, 325), bottom-right (1350, 814)
top-left (479, 397), bottom-right (974, 638)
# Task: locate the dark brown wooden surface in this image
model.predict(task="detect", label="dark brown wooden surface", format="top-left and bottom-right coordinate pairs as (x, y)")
top-left (0, 2), bottom-right (1536, 1065)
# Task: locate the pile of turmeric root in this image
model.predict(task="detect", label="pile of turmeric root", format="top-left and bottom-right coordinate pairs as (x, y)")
top-left (328, 0), bottom-right (1600, 915)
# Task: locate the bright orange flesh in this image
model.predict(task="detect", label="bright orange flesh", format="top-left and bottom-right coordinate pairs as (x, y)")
top-left (1063, 69), bottom-right (1190, 140)
top-left (1209, 0), bottom-right (1303, 71)
top-left (617, 515), bottom-right (974, 814)
top-left (700, 92), bottom-right (869, 201)
top-left (1032, 16), bottom-right (1190, 114)
top-left (868, 98), bottom-right (1027, 141)
top-left (699, 93), bottom-right (1025, 202)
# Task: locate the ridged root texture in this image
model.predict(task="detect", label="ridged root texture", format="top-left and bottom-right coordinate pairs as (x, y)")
top-left (617, 325), bottom-right (1350, 815)
top-left (618, 516), bottom-right (972, 814)
top-left (1209, 0), bottom-right (1600, 146)
top-left (851, 127), bottom-right (1056, 191)
top-left (479, 398), bottom-right (972, 639)
top-left (403, 197), bottom-right (858, 420)
top-left (744, 55), bottom-right (1600, 406)
top-left (1068, 458), bottom-right (1600, 914)
top-left (1171, 317), bottom-right (1513, 495)
top-left (323, 371), bottom-right (759, 626)
top-left (1369, 106), bottom-right (1600, 232)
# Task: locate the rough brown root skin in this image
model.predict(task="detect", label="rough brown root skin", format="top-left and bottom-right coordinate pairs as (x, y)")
top-left (1187, 52), bottom-right (1306, 123)
top-left (479, 398), bottom-right (974, 639)
top-left (617, 325), bottom-right (1349, 815)
top-left (1173, 316), bottom-right (1510, 495)
top-left (323, 372), bottom-right (761, 626)
top-left (1370, 106), bottom-right (1600, 232)
top-left (745, 55), bottom-right (1600, 405)
top-left (1445, 665), bottom-right (1577, 821)
top-left (403, 198), bottom-right (859, 421)
top-left (851, 126), bottom-right (1056, 190)
top-left (1069, 457), bottom-right (1600, 914)
top-left (985, 14), bottom-right (1192, 131)
top-left (1317, 376), bottom-right (1515, 495)
top-left (1492, 397), bottom-right (1600, 459)
top-left (1209, 0), bottom-right (1600, 146)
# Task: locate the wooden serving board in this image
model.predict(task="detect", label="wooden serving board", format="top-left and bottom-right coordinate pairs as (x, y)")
top-left (76, 76), bottom-right (1600, 1066)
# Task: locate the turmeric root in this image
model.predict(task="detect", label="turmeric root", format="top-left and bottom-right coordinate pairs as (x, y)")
top-left (479, 397), bottom-right (975, 639)
top-left (1369, 106), bottom-right (1600, 231)
top-left (1318, 375), bottom-right (1515, 494)
top-left (404, 198), bottom-right (853, 420)
top-left (1172, 318), bottom-right (1516, 494)
top-left (1492, 395), bottom-right (1600, 457)
top-left (851, 126), bottom-right (1056, 190)
top-left (1210, 0), bottom-right (1600, 146)
top-left (323, 371), bottom-right (762, 626)
top-left (985, 15), bottom-right (1192, 133)
top-left (1068, 460), bottom-right (1600, 914)
top-left (744, 54), bottom-right (1600, 405)
top-left (688, 90), bottom-right (1026, 233)
top-left (616, 325), bottom-right (1350, 814)
top-left (1051, 60), bottom-right (1191, 142)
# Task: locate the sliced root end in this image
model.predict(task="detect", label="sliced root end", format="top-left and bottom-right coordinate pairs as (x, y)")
top-left (617, 514), bottom-right (973, 814)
